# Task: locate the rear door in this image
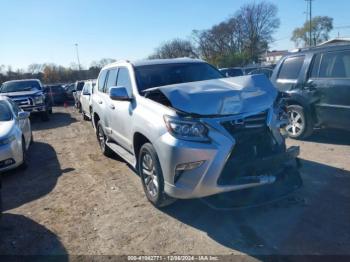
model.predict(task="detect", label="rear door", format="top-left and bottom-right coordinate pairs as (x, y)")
top-left (274, 55), bottom-right (306, 92)
top-left (80, 82), bottom-right (91, 114)
top-left (308, 49), bottom-right (350, 130)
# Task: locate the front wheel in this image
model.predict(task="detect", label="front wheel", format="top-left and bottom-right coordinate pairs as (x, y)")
top-left (96, 121), bottom-right (113, 157)
top-left (138, 143), bottom-right (175, 208)
top-left (285, 105), bottom-right (313, 139)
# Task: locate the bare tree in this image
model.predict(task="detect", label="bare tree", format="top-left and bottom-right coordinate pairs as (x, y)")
top-left (192, 1), bottom-right (279, 65)
top-left (149, 39), bottom-right (198, 59)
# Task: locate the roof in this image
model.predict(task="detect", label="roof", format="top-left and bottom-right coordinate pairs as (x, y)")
top-left (318, 38), bottom-right (350, 46)
top-left (104, 58), bottom-right (205, 69)
top-left (289, 43), bottom-right (350, 55)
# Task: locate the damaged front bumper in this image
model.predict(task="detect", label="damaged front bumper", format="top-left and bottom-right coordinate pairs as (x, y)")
top-left (155, 109), bottom-right (301, 199)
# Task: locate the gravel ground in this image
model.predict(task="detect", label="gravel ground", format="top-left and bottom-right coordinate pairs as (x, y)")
top-left (1, 106), bottom-right (349, 259)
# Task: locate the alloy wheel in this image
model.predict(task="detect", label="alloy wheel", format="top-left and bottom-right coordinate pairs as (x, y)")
top-left (141, 152), bottom-right (159, 198)
top-left (98, 126), bottom-right (106, 151)
top-left (286, 110), bottom-right (304, 137)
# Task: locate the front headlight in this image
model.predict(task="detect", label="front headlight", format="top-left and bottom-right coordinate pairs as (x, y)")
top-left (34, 95), bottom-right (44, 105)
top-left (164, 115), bottom-right (209, 142)
top-left (0, 135), bottom-right (16, 146)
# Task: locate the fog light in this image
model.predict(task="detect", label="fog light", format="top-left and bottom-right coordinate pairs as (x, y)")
top-left (174, 160), bottom-right (205, 183)
top-left (4, 159), bottom-right (14, 165)
top-left (176, 160), bottom-right (205, 171)
top-left (0, 158), bottom-right (15, 168)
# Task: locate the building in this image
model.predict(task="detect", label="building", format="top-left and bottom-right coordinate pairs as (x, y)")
top-left (263, 50), bottom-right (288, 65)
top-left (318, 38), bottom-right (350, 46)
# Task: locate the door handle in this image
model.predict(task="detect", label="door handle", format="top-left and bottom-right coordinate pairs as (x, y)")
top-left (110, 104), bottom-right (115, 110)
top-left (98, 100), bottom-right (103, 104)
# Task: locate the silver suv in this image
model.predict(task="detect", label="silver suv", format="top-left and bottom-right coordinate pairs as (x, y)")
top-left (92, 58), bottom-right (300, 207)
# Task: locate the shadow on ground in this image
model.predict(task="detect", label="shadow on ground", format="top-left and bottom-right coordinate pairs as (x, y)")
top-left (31, 111), bottom-right (77, 131)
top-left (305, 128), bottom-right (350, 146)
top-left (1, 142), bottom-right (73, 211)
top-left (161, 159), bottom-right (350, 255)
top-left (0, 213), bottom-right (67, 257)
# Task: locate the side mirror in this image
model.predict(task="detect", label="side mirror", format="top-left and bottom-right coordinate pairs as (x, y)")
top-left (109, 86), bottom-right (132, 101)
top-left (18, 111), bottom-right (30, 120)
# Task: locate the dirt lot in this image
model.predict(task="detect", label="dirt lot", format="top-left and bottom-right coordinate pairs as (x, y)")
top-left (1, 106), bottom-right (350, 258)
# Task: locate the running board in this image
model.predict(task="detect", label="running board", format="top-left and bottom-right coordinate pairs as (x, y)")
top-left (106, 141), bottom-right (136, 167)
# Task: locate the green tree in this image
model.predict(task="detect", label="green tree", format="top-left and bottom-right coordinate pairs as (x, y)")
top-left (291, 16), bottom-right (333, 47)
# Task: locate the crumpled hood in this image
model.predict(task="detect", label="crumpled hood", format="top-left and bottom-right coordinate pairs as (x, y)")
top-left (146, 74), bottom-right (277, 116)
top-left (1, 90), bottom-right (43, 98)
top-left (0, 121), bottom-right (14, 138)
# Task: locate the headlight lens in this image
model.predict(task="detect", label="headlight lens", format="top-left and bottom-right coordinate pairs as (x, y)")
top-left (164, 115), bottom-right (209, 142)
top-left (0, 135), bottom-right (16, 146)
top-left (34, 95), bottom-right (44, 105)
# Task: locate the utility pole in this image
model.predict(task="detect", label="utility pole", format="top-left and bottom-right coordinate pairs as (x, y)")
top-left (75, 43), bottom-right (81, 71)
top-left (306, 0), bottom-right (313, 46)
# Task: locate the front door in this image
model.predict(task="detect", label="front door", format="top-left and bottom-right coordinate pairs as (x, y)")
top-left (109, 67), bottom-right (134, 152)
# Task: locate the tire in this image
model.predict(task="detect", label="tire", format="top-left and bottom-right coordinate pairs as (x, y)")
top-left (138, 143), bottom-right (175, 208)
top-left (285, 105), bottom-right (313, 139)
top-left (96, 121), bottom-right (114, 157)
top-left (41, 111), bottom-right (49, 122)
top-left (82, 111), bottom-right (89, 121)
top-left (20, 138), bottom-right (28, 169)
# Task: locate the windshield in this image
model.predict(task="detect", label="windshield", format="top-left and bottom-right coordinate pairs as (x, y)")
top-left (0, 101), bottom-right (12, 121)
top-left (221, 68), bottom-right (244, 77)
top-left (135, 62), bottom-right (224, 92)
top-left (1, 80), bottom-right (41, 93)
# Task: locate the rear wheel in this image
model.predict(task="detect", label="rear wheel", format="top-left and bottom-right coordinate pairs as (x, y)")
top-left (286, 105), bottom-right (313, 139)
top-left (97, 121), bottom-right (113, 157)
top-left (139, 143), bottom-right (175, 208)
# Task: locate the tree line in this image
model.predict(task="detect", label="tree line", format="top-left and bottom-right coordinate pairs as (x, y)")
top-left (0, 58), bottom-right (116, 85)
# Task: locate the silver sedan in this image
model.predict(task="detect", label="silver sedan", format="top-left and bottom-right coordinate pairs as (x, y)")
top-left (0, 96), bottom-right (32, 173)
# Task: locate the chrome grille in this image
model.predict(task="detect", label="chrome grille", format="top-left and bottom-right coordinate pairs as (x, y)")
top-left (12, 97), bottom-right (33, 108)
top-left (222, 111), bottom-right (268, 135)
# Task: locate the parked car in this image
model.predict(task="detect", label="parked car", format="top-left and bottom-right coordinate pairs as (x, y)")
top-left (248, 67), bottom-right (274, 79)
top-left (63, 83), bottom-right (75, 100)
top-left (219, 67), bottom-right (244, 77)
top-left (80, 79), bottom-right (96, 120)
top-left (0, 96), bottom-right (32, 173)
top-left (271, 44), bottom-right (350, 139)
top-left (73, 81), bottom-right (85, 112)
top-left (45, 85), bottom-right (66, 105)
top-left (91, 58), bottom-right (300, 208)
top-left (0, 79), bottom-right (51, 121)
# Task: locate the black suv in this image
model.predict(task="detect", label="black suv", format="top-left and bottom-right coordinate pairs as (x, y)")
top-left (0, 79), bottom-right (51, 121)
top-left (271, 44), bottom-right (350, 139)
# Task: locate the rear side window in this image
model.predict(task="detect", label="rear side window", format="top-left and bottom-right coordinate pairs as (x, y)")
top-left (318, 50), bottom-right (350, 78)
top-left (105, 69), bottom-right (119, 93)
top-left (98, 70), bottom-right (108, 92)
top-left (278, 56), bottom-right (305, 80)
top-left (117, 68), bottom-right (132, 96)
